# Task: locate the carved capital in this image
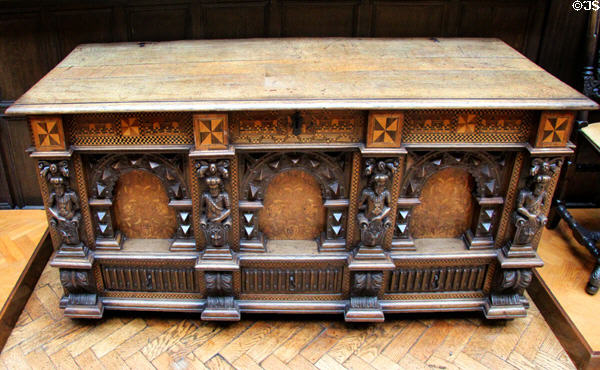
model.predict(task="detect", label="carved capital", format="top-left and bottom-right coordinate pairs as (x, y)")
top-left (205, 272), bottom-right (234, 296)
top-left (351, 272), bottom-right (383, 297)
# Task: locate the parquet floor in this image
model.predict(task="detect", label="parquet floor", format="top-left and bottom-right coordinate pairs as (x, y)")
top-left (0, 210), bottom-right (47, 311)
top-left (0, 263), bottom-right (575, 370)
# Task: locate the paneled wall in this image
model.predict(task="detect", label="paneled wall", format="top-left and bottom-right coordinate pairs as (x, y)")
top-left (0, 0), bottom-right (588, 208)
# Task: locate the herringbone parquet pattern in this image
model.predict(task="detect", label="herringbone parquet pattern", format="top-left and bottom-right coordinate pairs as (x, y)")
top-left (0, 264), bottom-right (574, 370)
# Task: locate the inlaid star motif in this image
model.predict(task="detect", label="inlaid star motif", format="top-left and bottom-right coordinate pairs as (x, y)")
top-left (457, 114), bottom-right (477, 133)
top-left (542, 117), bottom-right (569, 144)
top-left (35, 120), bottom-right (61, 147)
top-left (372, 117), bottom-right (398, 144)
top-left (198, 118), bottom-right (225, 146)
top-left (120, 118), bottom-right (140, 136)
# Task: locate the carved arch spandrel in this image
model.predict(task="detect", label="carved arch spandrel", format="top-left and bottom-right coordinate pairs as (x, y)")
top-left (240, 152), bottom-right (347, 201)
top-left (401, 151), bottom-right (505, 198)
top-left (90, 153), bottom-right (188, 201)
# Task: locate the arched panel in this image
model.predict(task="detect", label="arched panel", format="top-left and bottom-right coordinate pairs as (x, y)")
top-left (113, 170), bottom-right (177, 238)
top-left (411, 167), bottom-right (475, 238)
top-left (259, 169), bottom-right (326, 240)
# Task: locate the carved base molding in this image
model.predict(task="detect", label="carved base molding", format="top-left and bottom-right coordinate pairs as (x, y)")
top-left (201, 296), bottom-right (241, 321)
top-left (344, 297), bottom-right (384, 322)
top-left (50, 245), bottom-right (93, 269)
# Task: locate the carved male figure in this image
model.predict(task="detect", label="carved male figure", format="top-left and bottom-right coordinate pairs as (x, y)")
top-left (196, 160), bottom-right (232, 247)
top-left (357, 159), bottom-right (398, 247)
top-left (512, 158), bottom-right (560, 247)
top-left (40, 161), bottom-right (82, 245)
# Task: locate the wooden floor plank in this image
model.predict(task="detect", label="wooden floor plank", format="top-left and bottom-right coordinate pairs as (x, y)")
top-left (0, 232), bottom-right (576, 370)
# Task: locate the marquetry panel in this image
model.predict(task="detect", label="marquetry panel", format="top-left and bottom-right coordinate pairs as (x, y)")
top-left (366, 112), bottom-right (403, 147)
top-left (65, 113), bottom-right (193, 146)
top-left (112, 170), bottom-right (177, 239)
top-left (30, 116), bottom-right (66, 151)
top-left (387, 265), bottom-right (488, 293)
top-left (534, 111), bottom-right (575, 147)
top-left (402, 110), bottom-right (534, 143)
top-left (100, 264), bottom-right (198, 292)
top-left (259, 170), bottom-right (326, 240)
top-left (193, 113), bottom-right (228, 150)
top-left (410, 167), bottom-right (475, 238)
top-left (229, 111), bottom-right (364, 144)
top-left (241, 267), bottom-right (343, 294)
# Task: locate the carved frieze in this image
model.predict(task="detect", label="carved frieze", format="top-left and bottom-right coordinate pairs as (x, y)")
top-left (241, 267), bottom-right (343, 294)
top-left (402, 110), bottom-right (534, 144)
top-left (230, 111), bottom-right (364, 144)
top-left (101, 265), bottom-right (198, 292)
top-left (66, 113), bottom-right (193, 146)
top-left (387, 265), bottom-right (488, 293)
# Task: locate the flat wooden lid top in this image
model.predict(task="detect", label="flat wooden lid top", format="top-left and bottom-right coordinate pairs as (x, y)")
top-left (6, 38), bottom-right (597, 114)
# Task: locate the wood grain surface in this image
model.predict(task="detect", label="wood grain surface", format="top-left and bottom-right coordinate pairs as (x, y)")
top-left (0, 262), bottom-right (575, 369)
top-left (112, 170), bottom-right (177, 239)
top-left (536, 209), bottom-right (600, 350)
top-left (6, 38), bottom-right (596, 114)
top-left (259, 170), bottom-right (325, 240)
top-left (410, 168), bottom-right (474, 239)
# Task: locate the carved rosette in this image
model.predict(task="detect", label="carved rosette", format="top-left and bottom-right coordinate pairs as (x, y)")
top-left (505, 157), bottom-right (562, 256)
top-left (357, 158), bottom-right (399, 248)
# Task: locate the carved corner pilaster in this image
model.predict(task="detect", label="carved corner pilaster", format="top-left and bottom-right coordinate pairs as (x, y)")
top-left (502, 157), bottom-right (562, 259)
top-left (351, 156), bottom-right (399, 268)
top-left (38, 159), bottom-right (93, 269)
top-left (59, 269), bottom-right (103, 319)
top-left (201, 272), bottom-right (240, 321)
top-left (345, 271), bottom-right (385, 322)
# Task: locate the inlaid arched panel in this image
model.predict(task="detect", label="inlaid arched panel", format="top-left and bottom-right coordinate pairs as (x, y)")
top-left (113, 170), bottom-right (177, 239)
top-left (410, 167), bottom-right (475, 238)
top-left (259, 170), bottom-right (326, 240)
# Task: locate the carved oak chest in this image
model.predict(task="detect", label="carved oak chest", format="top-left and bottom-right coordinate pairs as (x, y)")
top-left (6, 38), bottom-right (597, 321)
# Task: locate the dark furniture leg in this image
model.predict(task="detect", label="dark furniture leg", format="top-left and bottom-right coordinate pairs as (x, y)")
top-left (555, 200), bottom-right (600, 294)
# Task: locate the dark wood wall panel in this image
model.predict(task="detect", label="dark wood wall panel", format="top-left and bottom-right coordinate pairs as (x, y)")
top-left (372, 2), bottom-right (447, 37)
top-left (281, 1), bottom-right (359, 37)
top-left (0, 0), bottom-right (587, 208)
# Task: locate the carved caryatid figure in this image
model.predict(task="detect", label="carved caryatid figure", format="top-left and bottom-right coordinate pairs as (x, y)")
top-left (357, 159), bottom-right (398, 247)
top-left (40, 161), bottom-right (82, 246)
top-left (512, 158), bottom-right (561, 247)
top-left (196, 160), bottom-right (232, 247)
